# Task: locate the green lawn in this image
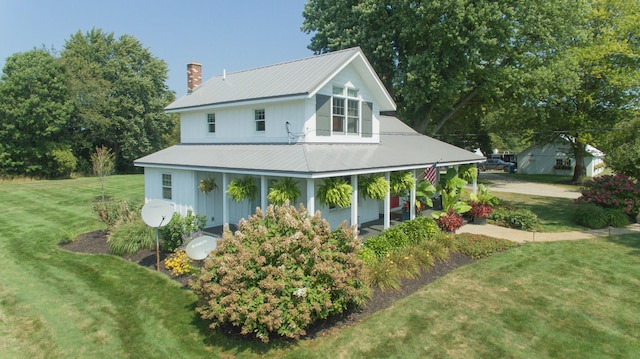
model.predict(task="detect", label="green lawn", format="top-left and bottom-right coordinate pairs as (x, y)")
top-left (491, 192), bottom-right (586, 232)
top-left (1, 175), bottom-right (639, 358)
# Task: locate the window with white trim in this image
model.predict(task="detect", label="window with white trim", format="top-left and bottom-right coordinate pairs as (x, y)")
top-left (332, 86), bottom-right (359, 134)
top-left (207, 113), bottom-right (215, 133)
top-left (162, 173), bottom-right (172, 200)
top-left (255, 109), bottom-right (265, 132)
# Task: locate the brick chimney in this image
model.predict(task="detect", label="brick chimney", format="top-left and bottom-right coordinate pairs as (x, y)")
top-left (187, 62), bottom-right (202, 93)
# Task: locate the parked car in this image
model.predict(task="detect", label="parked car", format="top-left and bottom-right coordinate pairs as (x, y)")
top-left (478, 158), bottom-right (512, 171)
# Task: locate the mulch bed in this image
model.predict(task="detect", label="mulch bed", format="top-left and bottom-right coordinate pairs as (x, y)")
top-left (60, 230), bottom-right (475, 339)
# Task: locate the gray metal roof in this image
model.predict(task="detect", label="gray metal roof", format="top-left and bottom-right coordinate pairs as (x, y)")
top-left (165, 47), bottom-right (396, 112)
top-left (134, 116), bottom-right (484, 178)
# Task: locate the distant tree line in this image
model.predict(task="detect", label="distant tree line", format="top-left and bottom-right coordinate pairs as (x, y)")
top-left (0, 28), bottom-right (179, 178)
top-left (302, 0), bottom-right (640, 181)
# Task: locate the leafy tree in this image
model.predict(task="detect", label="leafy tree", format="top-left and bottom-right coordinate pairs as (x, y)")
top-left (302, 0), bottom-right (584, 136)
top-left (0, 49), bottom-right (74, 178)
top-left (603, 116), bottom-right (640, 179)
top-left (513, 0), bottom-right (640, 182)
top-left (61, 28), bottom-right (178, 172)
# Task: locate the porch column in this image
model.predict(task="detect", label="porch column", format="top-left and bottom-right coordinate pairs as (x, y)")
top-left (222, 173), bottom-right (229, 225)
top-left (351, 175), bottom-right (358, 229)
top-left (472, 176), bottom-right (478, 195)
top-left (410, 169), bottom-right (416, 220)
top-left (306, 178), bottom-right (315, 214)
top-left (384, 172), bottom-right (391, 229)
top-left (260, 175), bottom-right (267, 211)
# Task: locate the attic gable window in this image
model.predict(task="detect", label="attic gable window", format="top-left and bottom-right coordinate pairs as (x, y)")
top-left (255, 109), bottom-right (265, 132)
top-left (332, 86), bottom-right (359, 134)
top-left (207, 113), bottom-right (216, 133)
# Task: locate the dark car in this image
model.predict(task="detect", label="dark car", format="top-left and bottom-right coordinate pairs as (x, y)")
top-left (478, 158), bottom-right (511, 171)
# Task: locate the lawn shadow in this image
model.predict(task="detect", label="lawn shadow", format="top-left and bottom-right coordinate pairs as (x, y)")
top-left (606, 233), bottom-right (640, 256)
top-left (187, 301), bottom-right (293, 356)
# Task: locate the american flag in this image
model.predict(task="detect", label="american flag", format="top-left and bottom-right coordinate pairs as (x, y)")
top-left (423, 163), bottom-right (438, 185)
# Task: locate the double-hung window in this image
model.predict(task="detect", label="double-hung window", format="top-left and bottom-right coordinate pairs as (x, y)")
top-left (207, 113), bottom-right (216, 133)
top-left (255, 109), bottom-right (265, 132)
top-left (332, 86), bottom-right (359, 134)
top-left (162, 173), bottom-right (172, 200)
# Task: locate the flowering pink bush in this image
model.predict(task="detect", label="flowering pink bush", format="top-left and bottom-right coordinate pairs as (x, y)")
top-left (190, 203), bottom-right (369, 342)
top-left (575, 174), bottom-right (640, 221)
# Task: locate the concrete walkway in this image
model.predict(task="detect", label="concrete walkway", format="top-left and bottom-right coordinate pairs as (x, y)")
top-left (458, 172), bottom-right (640, 243)
top-left (458, 222), bottom-right (640, 243)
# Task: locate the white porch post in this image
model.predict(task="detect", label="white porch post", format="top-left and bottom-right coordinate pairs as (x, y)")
top-left (384, 172), bottom-right (391, 229)
top-left (410, 169), bottom-right (416, 220)
top-left (222, 173), bottom-right (229, 225)
top-left (351, 175), bottom-right (358, 228)
top-left (306, 178), bottom-right (315, 214)
top-left (473, 176), bottom-right (478, 195)
top-left (260, 175), bottom-right (267, 211)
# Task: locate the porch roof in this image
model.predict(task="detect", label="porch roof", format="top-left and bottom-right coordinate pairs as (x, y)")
top-left (134, 116), bottom-right (484, 178)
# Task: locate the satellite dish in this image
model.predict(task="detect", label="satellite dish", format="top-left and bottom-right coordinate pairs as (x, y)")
top-left (141, 199), bottom-right (175, 228)
top-left (185, 235), bottom-right (218, 260)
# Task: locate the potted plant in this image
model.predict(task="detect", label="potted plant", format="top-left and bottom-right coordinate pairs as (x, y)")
top-left (267, 178), bottom-right (301, 205)
top-left (198, 176), bottom-right (218, 194)
top-left (468, 185), bottom-right (498, 225)
top-left (226, 176), bottom-right (258, 202)
top-left (317, 177), bottom-right (353, 208)
top-left (432, 188), bottom-right (471, 232)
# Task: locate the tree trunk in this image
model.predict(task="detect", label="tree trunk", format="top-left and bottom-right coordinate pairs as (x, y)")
top-left (572, 142), bottom-right (588, 183)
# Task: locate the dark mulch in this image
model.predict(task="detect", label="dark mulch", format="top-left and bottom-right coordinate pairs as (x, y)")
top-left (61, 230), bottom-right (475, 339)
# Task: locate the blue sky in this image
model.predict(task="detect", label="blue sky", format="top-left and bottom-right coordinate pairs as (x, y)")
top-left (0, 0), bottom-right (313, 96)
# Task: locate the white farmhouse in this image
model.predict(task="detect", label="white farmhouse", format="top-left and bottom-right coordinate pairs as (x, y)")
top-left (135, 47), bottom-right (483, 230)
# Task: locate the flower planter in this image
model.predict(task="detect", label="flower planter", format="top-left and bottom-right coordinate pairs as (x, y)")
top-left (473, 216), bottom-right (487, 225)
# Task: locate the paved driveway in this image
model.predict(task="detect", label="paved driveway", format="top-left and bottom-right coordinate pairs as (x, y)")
top-left (476, 172), bottom-right (581, 199)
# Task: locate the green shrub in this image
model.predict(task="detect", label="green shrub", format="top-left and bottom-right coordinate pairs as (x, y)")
top-left (190, 204), bottom-right (369, 343)
top-left (454, 233), bottom-right (518, 259)
top-left (573, 203), bottom-right (609, 229)
top-left (396, 216), bottom-right (440, 245)
top-left (489, 207), bottom-right (539, 231)
top-left (363, 216), bottom-right (439, 258)
top-left (159, 210), bottom-right (207, 251)
top-left (607, 208), bottom-right (631, 227)
top-left (572, 204), bottom-right (630, 229)
top-left (108, 218), bottom-right (155, 255)
top-left (51, 148), bottom-right (77, 178)
top-left (363, 227), bottom-right (409, 257)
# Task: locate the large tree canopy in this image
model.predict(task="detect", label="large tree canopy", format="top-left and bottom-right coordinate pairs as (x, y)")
top-left (512, 0), bottom-right (640, 181)
top-left (0, 29), bottom-right (177, 177)
top-left (0, 49), bottom-right (74, 177)
top-left (61, 28), bottom-right (177, 172)
top-left (302, 0), bottom-right (585, 138)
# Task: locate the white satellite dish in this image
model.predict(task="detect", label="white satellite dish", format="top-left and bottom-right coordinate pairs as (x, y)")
top-left (141, 199), bottom-right (175, 228)
top-left (185, 235), bottom-right (218, 260)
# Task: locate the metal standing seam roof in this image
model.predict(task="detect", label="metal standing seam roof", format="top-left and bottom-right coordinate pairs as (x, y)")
top-left (134, 116), bottom-right (485, 178)
top-left (165, 47), bottom-right (395, 112)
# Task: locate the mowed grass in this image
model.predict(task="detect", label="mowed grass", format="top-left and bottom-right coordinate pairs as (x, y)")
top-left (491, 192), bottom-right (586, 232)
top-left (276, 236), bottom-right (640, 358)
top-left (1, 175), bottom-right (640, 358)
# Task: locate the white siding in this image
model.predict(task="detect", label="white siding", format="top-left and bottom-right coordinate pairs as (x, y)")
top-left (180, 99), bottom-right (306, 144)
top-left (143, 167), bottom-right (195, 217)
top-left (304, 65), bottom-right (380, 144)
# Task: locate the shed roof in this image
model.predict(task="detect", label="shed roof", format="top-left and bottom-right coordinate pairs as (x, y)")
top-left (134, 116), bottom-right (484, 178)
top-left (165, 47), bottom-right (396, 112)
